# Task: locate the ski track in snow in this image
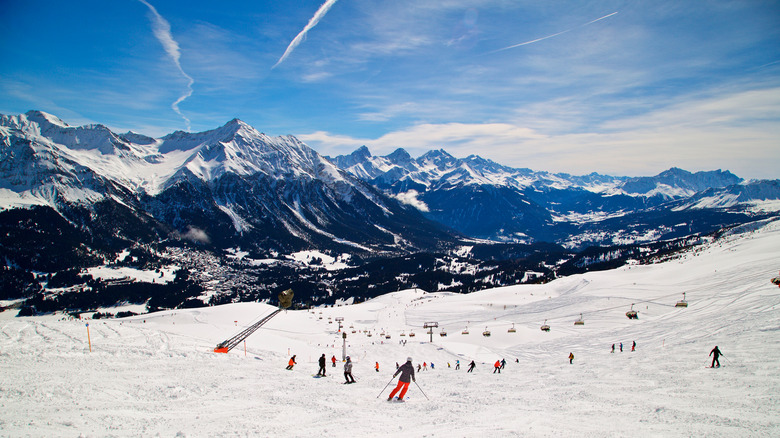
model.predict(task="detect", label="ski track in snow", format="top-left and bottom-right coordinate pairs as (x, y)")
top-left (1, 221), bottom-right (780, 436)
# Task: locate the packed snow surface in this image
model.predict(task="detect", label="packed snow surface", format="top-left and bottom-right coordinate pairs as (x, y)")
top-left (2, 221), bottom-right (780, 437)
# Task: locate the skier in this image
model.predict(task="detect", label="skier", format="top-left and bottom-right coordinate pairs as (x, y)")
top-left (632, 341), bottom-right (636, 352)
top-left (493, 360), bottom-right (501, 373)
top-left (375, 362), bottom-right (380, 373)
top-left (500, 358), bottom-right (506, 369)
top-left (344, 356), bottom-right (356, 383)
top-left (569, 352), bottom-right (574, 364)
top-left (388, 357), bottom-right (416, 402)
top-left (417, 364), bottom-right (422, 372)
top-left (331, 355), bottom-right (337, 367)
top-left (709, 346), bottom-right (723, 368)
top-left (467, 360), bottom-right (476, 373)
top-left (430, 362), bottom-right (435, 370)
top-left (317, 354), bottom-right (327, 377)
top-left (286, 355), bottom-right (297, 370)
top-left (455, 360), bottom-right (460, 370)
top-left (611, 344), bottom-right (615, 353)
top-left (620, 342), bottom-right (623, 352)
top-left (423, 362), bottom-right (428, 371)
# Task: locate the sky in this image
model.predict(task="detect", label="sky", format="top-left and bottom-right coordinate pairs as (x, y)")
top-left (1, 0), bottom-right (779, 179)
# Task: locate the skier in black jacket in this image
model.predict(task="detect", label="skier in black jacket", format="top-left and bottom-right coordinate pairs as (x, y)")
top-left (709, 346), bottom-right (723, 368)
top-left (388, 357), bottom-right (415, 401)
top-left (317, 354), bottom-right (327, 376)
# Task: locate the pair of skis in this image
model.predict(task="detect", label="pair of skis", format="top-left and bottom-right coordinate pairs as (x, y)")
top-left (376, 378), bottom-right (429, 400)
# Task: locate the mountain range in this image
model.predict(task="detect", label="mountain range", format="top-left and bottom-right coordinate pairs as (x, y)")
top-left (1, 110), bottom-right (778, 312)
top-left (330, 146), bottom-right (778, 246)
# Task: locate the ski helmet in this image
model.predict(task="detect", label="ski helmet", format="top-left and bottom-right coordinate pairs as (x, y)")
top-left (407, 357), bottom-right (413, 362)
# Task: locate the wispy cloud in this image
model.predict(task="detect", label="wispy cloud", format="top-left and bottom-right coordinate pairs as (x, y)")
top-left (273, 0), bottom-right (340, 69)
top-left (490, 12), bottom-right (618, 54)
top-left (138, 0), bottom-right (194, 130)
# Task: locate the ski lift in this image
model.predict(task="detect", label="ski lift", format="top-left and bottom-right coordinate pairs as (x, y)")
top-left (574, 313), bottom-right (585, 326)
top-left (675, 292), bottom-right (688, 308)
top-left (508, 323), bottom-right (516, 333)
top-left (400, 331), bottom-right (406, 337)
top-left (351, 329), bottom-right (356, 334)
top-left (626, 304), bottom-right (638, 319)
top-left (385, 334), bottom-right (392, 339)
top-left (540, 320), bottom-right (550, 332)
top-left (482, 327), bottom-right (491, 337)
top-left (462, 327), bottom-right (469, 335)
top-left (367, 332), bottom-right (373, 337)
top-left (440, 329), bottom-right (447, 337)
top-left (409, 331), bottom-right (416, 337)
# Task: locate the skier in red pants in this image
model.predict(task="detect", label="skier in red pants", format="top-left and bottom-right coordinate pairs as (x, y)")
top-left (388, 357), bottom-right (416, 401)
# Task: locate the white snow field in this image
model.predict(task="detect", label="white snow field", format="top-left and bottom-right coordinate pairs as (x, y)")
top-left (2, 220), bottom-right (780, 437)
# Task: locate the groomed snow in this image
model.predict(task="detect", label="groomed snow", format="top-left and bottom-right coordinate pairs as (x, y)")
top-left (1, 220), bottom-right (779, 436)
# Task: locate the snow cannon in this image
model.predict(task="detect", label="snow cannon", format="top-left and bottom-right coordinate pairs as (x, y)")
top-left (278, 288), bottom-right (294, 309)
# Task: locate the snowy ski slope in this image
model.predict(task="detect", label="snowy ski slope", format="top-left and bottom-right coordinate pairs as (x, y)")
top-left (1, 219), bottom-right (779, 437)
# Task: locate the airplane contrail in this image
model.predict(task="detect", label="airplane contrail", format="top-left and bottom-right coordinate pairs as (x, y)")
top-left (273, 0), bottom-right (340, 69)
top-left (138, 0), bottom-right (194, 130)
top-left (490, 11), bottom-right (618, 54)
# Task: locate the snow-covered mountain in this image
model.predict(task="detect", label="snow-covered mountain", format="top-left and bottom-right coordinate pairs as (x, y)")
top-left (330, 147), bottom-right (780, 245)
top-left (0, 111), bottom-right (459, 268)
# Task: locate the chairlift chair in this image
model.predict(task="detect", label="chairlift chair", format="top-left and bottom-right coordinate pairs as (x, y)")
top-left (675, 292), bottom-right (688, 308)
top-left (409, 331), bottom-right (416, 337)
top-left (508, 323), bottom-right (516, 333)
top-left (574, 313), bottom-right (585, 326)
top-left (540, 320), bottom-right (550, 332)
top-left (626, 303), bottom-right (638, 319)
top-left (462, 327), bottom-right (469, 335)
top-left (440, 330), bottom-right (447, 337)
top-left (482, 327), bottom-right (491, 337)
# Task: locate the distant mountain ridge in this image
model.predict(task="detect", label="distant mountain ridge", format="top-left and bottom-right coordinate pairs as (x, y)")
top-left (329, 146), bottom-right (777, 245)
top-left (2, 110), bottom-right (778, 260)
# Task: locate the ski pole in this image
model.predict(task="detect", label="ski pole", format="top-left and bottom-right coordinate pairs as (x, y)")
top-left (414, 380), bottom-right (430, 400)
top-left (376, 376), bottom-right (395, 398)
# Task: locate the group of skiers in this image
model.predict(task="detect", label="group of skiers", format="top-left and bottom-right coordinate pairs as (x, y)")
top-left (609, 341), bottom-right (637, 353)
top-left (283, 345), bottom-right (726, 395)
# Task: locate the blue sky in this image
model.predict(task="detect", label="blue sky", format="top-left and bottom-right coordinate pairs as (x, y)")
top-left (1, 0), bottom-right (778, 178)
